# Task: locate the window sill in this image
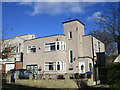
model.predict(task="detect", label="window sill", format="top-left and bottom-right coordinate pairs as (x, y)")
top-left (44, 50), bottom-right (66, 53)
top-left (68, 39), bottom-right (72, 40)
top-left (27, 52), bottom-right (36, 54)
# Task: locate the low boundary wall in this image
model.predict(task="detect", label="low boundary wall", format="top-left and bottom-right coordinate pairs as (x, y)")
top-left (6, 72), bottom-right (94, 89)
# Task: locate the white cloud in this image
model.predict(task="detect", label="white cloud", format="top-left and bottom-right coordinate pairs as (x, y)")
top-left (19, 2), bottom-right (33, 6)
top-left (87, 11), bottom-right (102, 21)
top-left (19, 2), bottom-right (97, 16)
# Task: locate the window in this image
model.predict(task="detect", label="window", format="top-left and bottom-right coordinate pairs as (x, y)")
top-left (81, 65), bottom-right (84, 73)
top-left (69, 31), bottom-right (72, 39)
top-left (26, 65), bottom-right (38, 72)
top-left (57, 42), bottom-right (59, 50)
top-left (69, 50), bottom-right (73, 63)
top-left (89, 63), bottom-right (92, 71)
top-left (11, 46), bottom-right (18, 54)
top-left (27, 46), bottom-right (36, 53)
top-left (95, 44), bottom-right (98, 51)
top-left (57, 62), bottom-right (60, 70)
top-left (45, 62), bottom-right (56, 71)
top-left (44, 61), bottom-right (66, 71)
top-left (45, 41), bottom-right (66, 51)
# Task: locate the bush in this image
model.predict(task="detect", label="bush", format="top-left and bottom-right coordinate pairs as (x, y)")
top-left (79, 74), bottom-right (85, 78)
top-left (57, 75), bottom-right (65, 79)
top-left (19, 75), bottom-right (29, 79)
top-left (107, 63), bottom-right (120, 89)
top-left (87, 74), bottom-right (91, 78)
top-left (74, 73), bottom-right (79, 79)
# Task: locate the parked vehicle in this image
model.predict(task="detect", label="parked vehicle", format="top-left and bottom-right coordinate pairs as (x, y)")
top-left (10, 69), bottom-right (31, 82)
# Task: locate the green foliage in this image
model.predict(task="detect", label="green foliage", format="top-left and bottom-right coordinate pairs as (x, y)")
top-left (87, 74), bottom-right (92, 79)
top-left (19, 75), bottom-right (29, 79)
top-left (107, 63), bottom-right (120, 89)
top-left (79, 74), bottom-right (85, 78)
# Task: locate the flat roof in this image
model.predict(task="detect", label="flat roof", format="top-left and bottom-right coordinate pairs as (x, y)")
top-left (62, 19), bottom-right (85, 26)
top-left (25, 34), bottom-right (65, 42)
top-left (1, 34), bottom-right (35, 41)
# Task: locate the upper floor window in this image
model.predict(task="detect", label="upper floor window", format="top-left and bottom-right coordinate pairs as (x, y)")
top-left (45, 41), bottom-right (66, 52)
top-left (11, 46), bottom-right (17, 54)
top-left (27, 46), bottom-right (36, 53)
top-left (95, 44), bottom-right (98, 51)
top-left (69, 31), bottom-right (72, 39)
top-left (45, 42), bottom-right (56, 51)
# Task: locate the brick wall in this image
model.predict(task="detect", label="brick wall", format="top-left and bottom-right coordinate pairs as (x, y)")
top-left (15, 62), bottom-right (23, 69)
top-left (2, 64), bottom-right (5, 73)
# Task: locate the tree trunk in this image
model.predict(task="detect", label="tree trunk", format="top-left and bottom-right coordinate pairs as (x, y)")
top-left (118, 42), bottom-right (120, 55)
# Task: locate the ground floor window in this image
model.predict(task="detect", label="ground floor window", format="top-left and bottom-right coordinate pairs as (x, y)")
top-left (26, 65), bottom-right (38, 79)
top-left (45, 62), bottom-right (56, 71)
top-left (44, 61), bottom-right (66, 71)
top-left (26, 65), bottom-right (38, 73)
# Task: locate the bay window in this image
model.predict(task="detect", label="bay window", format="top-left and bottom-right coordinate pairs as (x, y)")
top-left (44, 61), bottom-right (66, 71)
top-left (45, 41), bottom-right (66, 51)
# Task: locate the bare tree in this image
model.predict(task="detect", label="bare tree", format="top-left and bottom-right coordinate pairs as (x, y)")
top-left (0, 28), bottom-right (15, 60)
top-left (89, 29), bottom-right (117, 56)
top-left (95, 2), bottom-right (120, 55)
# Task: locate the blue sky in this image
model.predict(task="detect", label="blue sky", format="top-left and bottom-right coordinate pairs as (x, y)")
top-left (2, 2), bottom-right (115, 39)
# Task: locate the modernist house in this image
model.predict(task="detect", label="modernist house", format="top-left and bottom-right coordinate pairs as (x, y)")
top-left (23, 19), bottom-right (105, 81)
top-left (0, 34), bottom-right (36, 73)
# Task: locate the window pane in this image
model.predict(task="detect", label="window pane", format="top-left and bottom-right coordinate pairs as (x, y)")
top-left (89, 63), bottom-right (92, 71)
top-left (31, 48), bottom-right (36, 52)
top-left (70, 50), bottom-right (73, 63)
top-left (61, 62), bottom-right (63, 70)
top-left (49, 64), bottom-right (53, 70)
top-left (57, 62), bottom-right (60, 70)
top-left (45, 65), bottom-right (49, 71)
top-left (26, 66), bottom-right (30, 70)
top-left (45, 62), bottom-right (56, 71)
top-left (57, 42), bottom-right (59, 50)
top-left (51, 45), bottom-right (55, 51)
top-left (45, 46), bottom-right (50, 51)
top-left (69, 31), bottom-right (72, 39)
top-left (27, 46), bottom-right (36, 53)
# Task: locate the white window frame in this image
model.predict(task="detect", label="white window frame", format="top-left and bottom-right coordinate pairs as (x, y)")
top-left (44, 41), bottom-right (66, 52)
top-left (44, 61), bottom-right (56, 71)
top-left (27, 45), bottom-right (36, 53)
top-left (44, 61), bottom-right (66, 71)
top-left (68, 31), bottom-right (72, 39)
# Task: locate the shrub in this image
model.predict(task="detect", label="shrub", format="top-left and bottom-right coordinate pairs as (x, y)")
top-left (57, 75), bottom-right (65, 79)
top-left (107, 63), bottom-right (120, 89)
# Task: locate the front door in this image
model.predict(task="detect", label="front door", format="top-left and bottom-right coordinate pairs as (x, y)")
top-left (79, 62), bottom-right (85, 73)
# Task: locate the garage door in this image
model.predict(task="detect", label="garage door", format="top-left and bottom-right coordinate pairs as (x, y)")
top-left (6, 64), bottom-right (15, 73)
